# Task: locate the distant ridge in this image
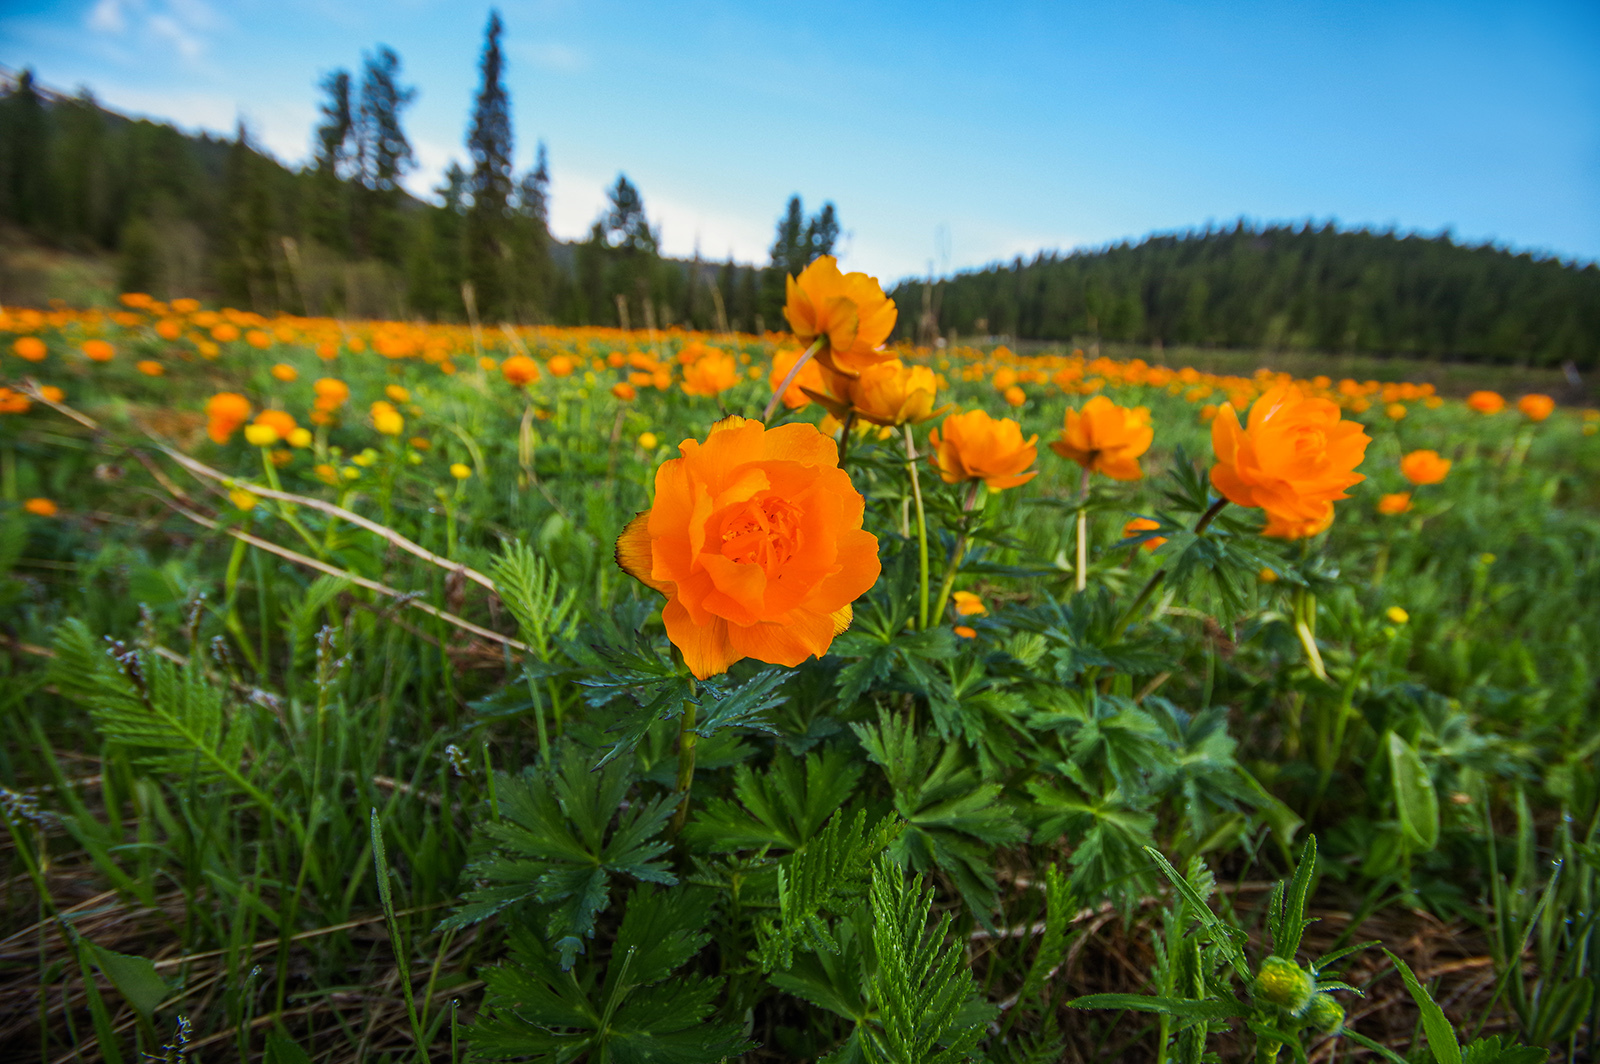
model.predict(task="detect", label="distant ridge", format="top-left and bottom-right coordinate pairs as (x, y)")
top-left (895, 222), bottom-right (1600, 367)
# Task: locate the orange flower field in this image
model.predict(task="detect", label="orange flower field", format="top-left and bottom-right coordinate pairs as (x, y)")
top-left (2, 274), bottom-right (1599, 1061)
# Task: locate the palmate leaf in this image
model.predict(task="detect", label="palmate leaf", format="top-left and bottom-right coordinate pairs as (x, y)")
top-left (1027, 776), bottom-right (1158, 902)
top-left (440, 755), bottom-right (676, 969)
top-left (472, 885), bottom-right (752, 1064)
top-left (853, 710), bottom-right (1027, 926)
top-left (683, 745), bottom-right (865, 853)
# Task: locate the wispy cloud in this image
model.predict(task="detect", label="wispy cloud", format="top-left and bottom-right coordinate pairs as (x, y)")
top-left (512, 40), bottom-right (588, 74)
top-left (84, 0), bottom-right (222, 65)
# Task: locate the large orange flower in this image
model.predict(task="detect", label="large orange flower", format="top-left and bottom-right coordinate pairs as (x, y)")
top-left (1050, 396), bottom-right (1153, 481)
top-left (783, 256), bottom-right (897, 376)
top-left (1210, 384), bottom-right (1369, 523)
top-left (615, 417), bottom-right (880, 679)
top-left (927, 409), bottom-right (1038, 491)
top-left (1399, 449), bottom-right (1450, 486)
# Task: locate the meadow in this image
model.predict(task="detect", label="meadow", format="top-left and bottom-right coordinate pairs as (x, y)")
top-left (1, 258), bottom-right (1598, 1063)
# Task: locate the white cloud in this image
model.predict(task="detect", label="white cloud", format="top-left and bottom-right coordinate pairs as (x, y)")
top-left (83, 0), bottom-right (221, 65)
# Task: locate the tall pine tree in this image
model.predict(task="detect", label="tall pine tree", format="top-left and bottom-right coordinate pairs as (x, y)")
top-left (464, 10), bottom-right (514, 319)
top-left (309, 70), bottom-right (353, 253)
top-left (353, 46), bottom-right (414, 264)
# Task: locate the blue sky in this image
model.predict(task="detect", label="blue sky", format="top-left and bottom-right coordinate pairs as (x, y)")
top-left (2, 0), bottom-right (1596, 282)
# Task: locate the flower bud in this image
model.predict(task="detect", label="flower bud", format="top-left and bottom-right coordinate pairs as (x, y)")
top-left (1253, 956), bottom-right (1313, 1015)
top-left (1303, 992), bottom-right (1344, 1033)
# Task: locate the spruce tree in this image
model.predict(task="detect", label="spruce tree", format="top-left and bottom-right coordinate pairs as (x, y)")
top-left (465, 10), bottom-right (514, 318)
top-left (310, 70), bottom-right (353, 254)
top-left (354, 46), bottom-right (415, 264)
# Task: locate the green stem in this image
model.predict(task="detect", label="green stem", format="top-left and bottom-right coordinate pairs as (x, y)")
top-left (836, 410), bottom-right (858, 467)
top-left (1193, 496), bottom-right (1229, 535)
top-left (930, 481), bottom-right (982, 627)
top-left (1293, 587), bottom-right (1327, 680)
top-left (1075, 466), bottom-right (1091, 593)
top-left (1111, 569), bottom-right (1167, 641)
top-left (670, 677), bottom-right (700, 836)
top-left (904, 424), bottom-right (931, 630)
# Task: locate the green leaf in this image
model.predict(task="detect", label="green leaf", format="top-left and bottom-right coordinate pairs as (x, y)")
top-left (84, 941), bottom-right (169, 1018)
top-left (490, 540), bottom-right (576, 655)
top-left (756, 809), bottom-right (899, 971)
top-left (684, 745), bottom-right (864, 853)
top-left (1144, 846), bottom-right (1251, 981)
top-left (1271, 835), bottom-right (1318, 960)
top-left (472, 885), bottom-right (752, 1063)
top-left (440, 755), bottom-right (676, 969)
top-left (1068, 992), bottom-right (1246, 1019)
top-left (1382, 948), bottom-right (1461, 1064)
top-left (264, 1031), bottom-right (316, 1064)
top-left (859, 858), bottom-right (992, 1064)
top-left (1461, 1035), bottom-right (1548, 1064)
top-left (1387, 732), bottom-right (1440, 851)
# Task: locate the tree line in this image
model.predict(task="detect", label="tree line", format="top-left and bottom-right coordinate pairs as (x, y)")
top-left (896, 223), bottom-right (1600, 367)
top-left (0, 13), bottom-right (839, 334)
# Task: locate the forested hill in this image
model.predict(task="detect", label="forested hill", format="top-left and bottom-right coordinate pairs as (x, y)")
top-left (895, 225), bottom-right (1600, 368)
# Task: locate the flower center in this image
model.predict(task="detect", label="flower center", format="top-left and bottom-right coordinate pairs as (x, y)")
top-left (1290, 425), bottom-right (1327, 460)
top-left (719, 496), bottom-right (803, 573)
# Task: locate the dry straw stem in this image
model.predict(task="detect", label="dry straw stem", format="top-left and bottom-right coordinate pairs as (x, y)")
top-left (160, 498), bottom-right (528, 653)
top-left (16, 377), bottom-right (499, 594)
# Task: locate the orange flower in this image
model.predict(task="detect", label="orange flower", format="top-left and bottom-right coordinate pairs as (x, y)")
top-left (1399, 449), bottom-right (1450, 486)
top-left (313, 377), bottom-right (349, 412)
top-left (246, 329), bottom-right (272, 349)
top-left (1261, 503), bottom-right (1335, 540)
top-left (254, 409), bottom-right (298, 440)
top-left (154, 318), bottom-right (182, 340)
top-left (927, 409), bottom-right (1038, 491)
top-left (24, 497), bottom-right (58, 517)
top-left (82, 339), bottom-right (114, 362)
top-left (1122, 517), bottom-right (1166, 550)
top-left (205, 392), bottom-right (252, 443)
top-left (12, 336), bottom-right (46, 361)
top-left (1003, 385), bottom-right (1026, 408)
top-left (953, 625), bottom-right (978, 639)
top-left (611, 382), bottom-right (637, 401)
top-left (137, 360), bottom-right (165, 377)
top-left (1209, 384), bottom-right (1369, 524)
top-left (1517, 394), bottom-right (1555, 422)
top-left (1050, 397), bottom-right (1154, 481)
top-left (809, 359), bottom-right (942, 427)
top-left (0, 387), bottom-right (31, 414)
top-left (1385, 403), bottom-right (1406, 420)
top-left (370, 401), bottom-right (404, 436)
top-left (211, 323), bottom-right (240, 343)
top-left (547, 355), bottom-right (576, 377)
top-left (952, 590), bottom-right (987, 616)
top-left (615, 417), bottom-right (880, 679)
top-left (1466, 390), bottom-right (1504, 414)
top-left (783, 256), bottom-right (898, 376)
top-left (272, 363), bottom-right (299, 382)
top-left (681, 351), bottom-right (739, 397)
top-left (501, 355), bottom-right (540, 386)
top-left (1378, 492), bottom-right (1413, 515)
top-left (769, 346), bottom-right (826, 410)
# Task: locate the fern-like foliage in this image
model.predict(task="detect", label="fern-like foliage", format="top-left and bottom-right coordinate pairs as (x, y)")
top-left (683, 745), bottom-right (865, 853)
top-left (472, 884), bottom-right (753, 1063)
top-left (440, 754), bottom-right (676, 968)
top-left (845, 857), bottom-right (993, 1064)
top-left (853, 710), bottom-right (1027, 926)
top-left (756, 809), bottom-right (900, 972)
top-left (490, 540), bottom-right (577, 656)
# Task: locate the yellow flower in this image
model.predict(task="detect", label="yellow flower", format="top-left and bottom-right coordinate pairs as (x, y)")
top-left (638, 432), bottom-right (659, 450)
top-left (1386, 606), bottom-right (1409, 624)
top-left (342, 466), bottom-right (361, 480)
top-left (386, 384), bottom-right (411, 403)
top-left (370, 401), bottom-right (404, 436)
top-left (229, 488), bottom-right (259, 510)
top-left (287, 427), bottom-right (313, 448)
top-left (450, 463), bottom-right (472, 480)
top-left (244, 423), bottom-right (280, 447)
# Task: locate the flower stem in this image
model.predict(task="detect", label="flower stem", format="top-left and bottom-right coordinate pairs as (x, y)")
top-left (837, 411), bottom-right (858, 466)
top-left (904, 424), bottom-right (931, 630)
top-left (670, 675), bottom-right (699, 836)
top-left (1193, 496), bottom-right (1229, 534)
top-left (930, 480), bottom-right (982, 627)
top-left (1074, 466), bottom-right (1092, 593)
top-left (1293, 586), bottom-right (1327, 680)
top-left (762, 338), bottom-right (822, 423)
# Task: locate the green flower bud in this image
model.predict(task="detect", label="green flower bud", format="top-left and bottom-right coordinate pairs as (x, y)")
top-left (1304, 992), bottom-right (1344, 1033)
top-left (1253, 956), bottom-right (1314, 1015)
